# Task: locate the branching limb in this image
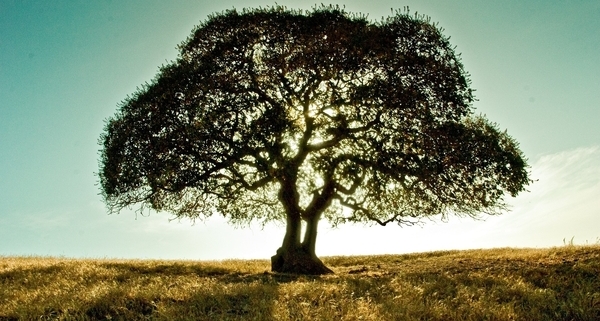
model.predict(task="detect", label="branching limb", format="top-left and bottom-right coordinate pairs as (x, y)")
top-left (333, 193), bottom-right (419, 227)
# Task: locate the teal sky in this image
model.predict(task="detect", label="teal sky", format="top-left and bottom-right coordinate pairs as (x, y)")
top-left (1, 1), bottom-right (599, 260)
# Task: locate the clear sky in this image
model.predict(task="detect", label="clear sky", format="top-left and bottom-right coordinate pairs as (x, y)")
top-left (1, 0), bottom-right (599, 260)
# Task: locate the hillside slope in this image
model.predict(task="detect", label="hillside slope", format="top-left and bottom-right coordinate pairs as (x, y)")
top-left (1, 246), bottom-right (599, 320)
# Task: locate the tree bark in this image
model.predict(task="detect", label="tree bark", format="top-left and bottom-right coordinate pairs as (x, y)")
top-left (301, 211), bottom-right (321, 257)
top-left (281, 213), bottom-right (302, 250)
top-left (271, 212), bottom-right (333, 275)
top-left (272, 171), bottom-right (333, 274)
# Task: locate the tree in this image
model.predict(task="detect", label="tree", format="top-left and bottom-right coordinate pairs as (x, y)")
top-left (99, 6), bottom-right (531, 274)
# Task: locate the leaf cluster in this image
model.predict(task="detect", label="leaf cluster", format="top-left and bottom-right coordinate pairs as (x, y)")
top-left (99, 5), bottom-right (530, 225)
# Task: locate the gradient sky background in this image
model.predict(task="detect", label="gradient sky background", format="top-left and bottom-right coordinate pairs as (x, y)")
top-left (1, 0), bottom-right (598, 260)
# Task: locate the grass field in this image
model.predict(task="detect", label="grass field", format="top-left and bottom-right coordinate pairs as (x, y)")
top-left (1, 245), bottom-right (599, 320)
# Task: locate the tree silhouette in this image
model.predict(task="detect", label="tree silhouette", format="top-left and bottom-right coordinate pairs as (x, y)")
top-left (99, 6), bottom-right (530, 274)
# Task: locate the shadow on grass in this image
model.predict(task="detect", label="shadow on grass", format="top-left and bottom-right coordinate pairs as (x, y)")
top-left (97, 261), bottom-right (312, 284)
top-left (0, 261), bottom-right (314, 320)
top-left (0, 264), bottom-right (68, 291)
top-left (2, 249), bottom-right (599, 320)
top-left (330, 257), bottom-right (600, 321)
top-left (158, 281), bottom-right (280, 320)
top-left (98, 261), bottom-right (233, 277)
top-left (60, 272), bottom-right (306, 320)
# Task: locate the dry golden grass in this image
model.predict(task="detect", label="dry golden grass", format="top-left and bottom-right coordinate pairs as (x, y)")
top-left (1, 246), bottom-right (599, 320)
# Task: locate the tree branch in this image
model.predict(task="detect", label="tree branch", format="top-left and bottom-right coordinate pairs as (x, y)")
top-left (333, 193), bottom-right (418, 226)
top-left (303, 176), bottom-right (336, 219)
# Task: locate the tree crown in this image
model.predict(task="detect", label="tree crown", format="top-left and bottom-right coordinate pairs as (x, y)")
top-left (99, 6), bottom-right (530, 227)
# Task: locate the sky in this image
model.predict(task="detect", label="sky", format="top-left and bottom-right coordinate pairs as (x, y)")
top-left (1, 0), bottom-right (599, 261)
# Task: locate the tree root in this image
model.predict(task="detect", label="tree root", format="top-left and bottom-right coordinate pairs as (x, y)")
top-left (271, 247), bottom-right (334, 275)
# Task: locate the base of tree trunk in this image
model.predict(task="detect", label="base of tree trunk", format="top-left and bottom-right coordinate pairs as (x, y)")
top-left (271, 247), bottom-right (333, 275)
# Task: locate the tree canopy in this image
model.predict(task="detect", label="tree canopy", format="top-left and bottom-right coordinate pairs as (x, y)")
top-left (99, 6), bottom-right (530, 274)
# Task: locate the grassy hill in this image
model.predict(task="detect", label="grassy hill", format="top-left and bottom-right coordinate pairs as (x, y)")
top-left (1, 245), bottom-right (599, 320)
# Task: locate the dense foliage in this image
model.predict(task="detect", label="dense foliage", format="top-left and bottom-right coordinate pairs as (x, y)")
top-left (99, 6), bottom-right (530, 273)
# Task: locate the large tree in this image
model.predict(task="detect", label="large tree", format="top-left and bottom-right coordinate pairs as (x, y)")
top-left (99, 6), bottom-right (530, 274)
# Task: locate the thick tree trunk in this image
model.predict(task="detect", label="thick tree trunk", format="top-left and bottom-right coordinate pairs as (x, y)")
top-left (301, 211), bottom-right (321, 256)
top-left (271, 212), bottom-right (333, 275)
top-left (270, 245), bottom-right (333, 275)
top-left (281, 213), bottom-right (302, 250)
top-left (272, 172), bottom-right (333, 274)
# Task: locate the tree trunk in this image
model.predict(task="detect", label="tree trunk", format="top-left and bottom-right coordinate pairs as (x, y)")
top-left (281, 212), bottom-right (302, 250)
top-left (301, 211), bottom-right (321, 257)
top-left (272, 173), bottom-right (333, 274)
top-left (271, 212), bottom-right (333, 275)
